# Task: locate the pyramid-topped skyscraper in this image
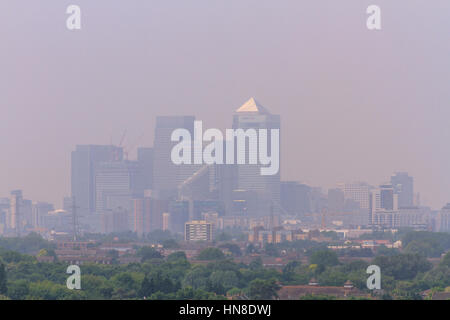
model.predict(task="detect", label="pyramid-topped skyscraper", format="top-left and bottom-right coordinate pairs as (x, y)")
top-left (236, 97), bottom-right (271, 114)
top-left (232, 97), bottom-right (281, 217)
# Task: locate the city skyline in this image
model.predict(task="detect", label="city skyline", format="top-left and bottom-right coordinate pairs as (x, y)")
top-left (1, 1), bottom-right (450, 208)
top-left (0, 97), bottom-right (448, 211)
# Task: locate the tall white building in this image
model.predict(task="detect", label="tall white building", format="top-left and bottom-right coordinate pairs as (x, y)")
top-left (437, 203), bottom-right (450, 232)
top-left (232, 98), bottom-right (281, 216)
top-left (153, 116), bottom-right (202, 200)
top-left (369, 184), bottom-right (398, 226)
top-left (10, 190), bottom-right (23, 235)
top-left (94, 161), bottom-right (144, 215)
top-left (337, 182), bottom-right (370, 209)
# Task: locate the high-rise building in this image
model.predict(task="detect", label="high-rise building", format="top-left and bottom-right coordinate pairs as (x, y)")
top-left (32, 202), bottom-right (54, 229)
top-left (162, 212), bottom-right (170, 231)
top-left (232, 97), bottom-right (281, 216)
top-left (153, 116), bottom-right (201, 200)
top-left (10, 190), bottom-right (23, 235)
top-left (185, 220), bottom-right (214, 242)
top-left (209, 161), bottom-right (237, 215)
top-left (437, 203), bottom-right (450, 232)
top-left (0, 198), bottom-right (9, 234)
top-left (137, 147), bottom-right (154, 190)
top-left (168, 200), bottom-right (190, 233)
top-left (280, 182), bottom-right (312, 216)
top-left (71, 145), bottom-right (123, 215)
top-left (193, 200), bottom-right (225, 220)
top-left (338, 182), bottom-right (370, 209)
top-left (391, 172), bottom-right (414, 208)
top-left (101, 207), bottom-right (129, 234)
top-left (178, 165), bottom-right (212, 201)
top-left (328, 188), bottom-right (345, 213)
top-left (131, 198), bottom-right (149, 237)
top-left (94, 160), bottom-right (144, 214)
top-left (369, 184), bottom-right (398, 226)
top-left (132, 197), bottom-right (169, 234)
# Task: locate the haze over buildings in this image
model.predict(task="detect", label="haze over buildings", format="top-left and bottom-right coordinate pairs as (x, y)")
top-left (0, 1), bottom-right (450, 209)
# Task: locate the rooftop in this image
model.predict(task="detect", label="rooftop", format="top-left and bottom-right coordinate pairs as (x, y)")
top-left (236, 97), bottom-right (270, 114)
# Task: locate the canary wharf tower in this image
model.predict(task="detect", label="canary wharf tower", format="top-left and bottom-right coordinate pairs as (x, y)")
top-left (232, 98), bottom-right (281, 217)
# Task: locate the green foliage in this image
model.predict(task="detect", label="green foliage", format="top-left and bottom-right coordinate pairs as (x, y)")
top-left (196, 248), bottom-right (225, 261)
top-left (264, 243), bottom-right (280, 257)
top-left (0, 262), bottom-right (7, 295)
top-left (137, 246), bottom-right (163, 262)
top-left (440, 252), bottom-right (450, 267)
top-left (0, 233), bottom-right (55, 254)
top-left (162, 239), bottom-right (180, 249)
top-left (218, 243), bottom-right (242, 257)
top-left (309, 250), bottom-right (339, 272)
top-left (317, 268), bottom-right (347, 286)
top-left (372, 253), bottom-right (432, 280)
top-left (2, 231), bottom-right (450, 300)
top-left (402, 232), bottom-right (450, 257)
top-left (404, 240), bottom-right (443, 258)
top-left (281, 260), bottom-right (301, 283)
top-left (300, 294), bottom-right (337, 300)
top-left (375, 245), bottom-right (400, 257)
top-left (167, 251), bottom-right (187, 262)
top-left (248, 279), bottom-right (280, 300)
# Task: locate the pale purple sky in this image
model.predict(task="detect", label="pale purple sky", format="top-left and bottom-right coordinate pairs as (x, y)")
top-left (0, 1), bottom-right (449, 209)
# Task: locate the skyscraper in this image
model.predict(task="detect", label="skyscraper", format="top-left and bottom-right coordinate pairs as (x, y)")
top-left (437, 203), bottom-right (450, 232)
top-left (153, 116), bottom-right (201, 200)
top-left (327, 188), bottom-right (345, 213)
top-left (369, 184), bottom-right (398, 226)
top-left (71, 145), bottom-right (123, 215)
top-left (132, 196), bottom-right (169, 235)
top-left (337, 182), bottom-right (370, 209)
top-left (232, 98), bottom-right (281, 216)
top-left (280, 181), bottom-right (312, 216)
top-left (94, 160), bottom-right (144, 214)
top-left (10, 190), bottom-right (23, 235)
top-left (391, 172), bottom-right (414, 208)
top-left (137, 147), bottom-right (154, 190)
top-left (168, 200), bottom-right (190, 233)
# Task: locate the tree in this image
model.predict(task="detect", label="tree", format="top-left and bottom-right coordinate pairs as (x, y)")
top-left (0, 262), bottom-right (7, 295)
top-left (139, 276), bottom-right (155, 298)
top-left (264, 243), bottom-right (279, 257)
top-left (404, 240), bottom-right (443, 258)
top-left (106, 250), bottom-right (119, 264)
top-left (249, 257), bottom-right (263, 270)
top-left (245, 243), bottom-right (258, 255)
top-left (282, 261), bottom-right (301, 283)
top-left (440, 252), bottom-right (450, 268)
top-left (209, 270), bottom-right (238, 292)
top-left (197, 248), bottom-right (225, 261)
top-left (219, 243), bottom-right (242, 257)
top-left (248, 279), bottom-right (280, 300)
top-left (137, 246), bottom-right (163, 262)
top-left (402, 231), bottom-right (450, 256)
top-left (162, 239), bottom-right (180, 249)
top-left (372, 253), bottom-right (432, 280)
top-left (167, 251), bottom-right (187, 262)
top-left (309, 250), bottom-right (339, 272)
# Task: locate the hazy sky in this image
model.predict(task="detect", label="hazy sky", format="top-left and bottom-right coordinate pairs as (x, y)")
top-left (0, 1), bottom-right (449, 209)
